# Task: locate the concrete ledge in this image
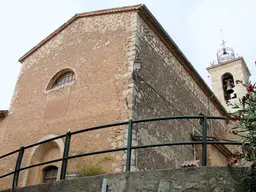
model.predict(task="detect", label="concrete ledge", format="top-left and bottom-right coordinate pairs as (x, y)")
top-left (1, 167), bottom-right (248, 192)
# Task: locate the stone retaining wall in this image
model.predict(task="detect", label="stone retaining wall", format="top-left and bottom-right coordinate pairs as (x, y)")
top-left (2, 167), bottom-right (248, 192)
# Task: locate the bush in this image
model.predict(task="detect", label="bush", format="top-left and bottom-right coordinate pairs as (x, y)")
top-left (229, 81), bottom-right (256, 191)
top-left (79, 165), bottom-right (106, 177)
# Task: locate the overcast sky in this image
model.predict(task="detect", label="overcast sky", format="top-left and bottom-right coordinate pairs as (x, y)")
top-left (0, 0), bottom-right (255, 109)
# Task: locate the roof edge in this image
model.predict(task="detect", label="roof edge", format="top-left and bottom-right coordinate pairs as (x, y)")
top-left (138, 5), bottom-right (228, 116)
top-left (18, 4), bottom-right (143, 63)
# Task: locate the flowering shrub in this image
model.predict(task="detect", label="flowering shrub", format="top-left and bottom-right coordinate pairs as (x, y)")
top-left (229, 82), bottom-right (256, 191)
top-left (228, 150), bottom-right (240, 167)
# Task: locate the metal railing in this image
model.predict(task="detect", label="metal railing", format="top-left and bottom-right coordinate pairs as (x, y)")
top-left (0, 115), bottom-right (243, 189)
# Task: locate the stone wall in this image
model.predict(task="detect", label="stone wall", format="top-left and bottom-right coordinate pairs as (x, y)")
top-left (131, 15), bottom-right (228, 170)
top-left (0, 11), bottom-right (137, 190)
top-left (1, 167), bottom-right (248, 192)
top-left (0, 118), bottom-right (7, 147)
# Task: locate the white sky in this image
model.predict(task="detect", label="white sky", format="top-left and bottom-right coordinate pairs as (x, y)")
top-left (0, 0), bottom-right (255, 109)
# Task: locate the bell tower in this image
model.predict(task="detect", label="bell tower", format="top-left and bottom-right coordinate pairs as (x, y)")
top-left (207, 39), bottom-right (251, 112)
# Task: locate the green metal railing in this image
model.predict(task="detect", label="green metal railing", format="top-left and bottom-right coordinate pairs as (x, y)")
top-left (0, 115), bottom-right (243, 189)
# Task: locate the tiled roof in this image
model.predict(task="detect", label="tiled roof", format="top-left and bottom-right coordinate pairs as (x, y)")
top-left (181, 160), bottom-right (200, 168)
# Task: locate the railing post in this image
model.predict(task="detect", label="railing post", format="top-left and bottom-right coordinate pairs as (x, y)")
top-left (60, 131), bottom-right (71, 180)
top-left (12, 146), bottom-right (24, 189)
top-left (126, 119), bottom-right (133, 171)
top-left (202, 115), bottom-right (207, 166)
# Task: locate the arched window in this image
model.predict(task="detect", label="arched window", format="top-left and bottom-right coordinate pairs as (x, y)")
top-left (46, 69), bottom-right (76, 90)
top-left (43, 166), bottom-right (58, 183)
top-left (53, 71), bottom-right (75, 88)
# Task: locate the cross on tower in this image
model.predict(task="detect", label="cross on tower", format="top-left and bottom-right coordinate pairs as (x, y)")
top-left (220, 30), bottom-right (226, 48)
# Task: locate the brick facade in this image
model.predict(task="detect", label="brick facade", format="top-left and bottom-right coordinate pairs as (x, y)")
top-left (0, 9), bottom-right (137, 189)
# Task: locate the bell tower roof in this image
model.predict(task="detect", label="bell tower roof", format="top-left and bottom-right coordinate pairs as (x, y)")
top-left (207, 57), bottom-right (251, 77)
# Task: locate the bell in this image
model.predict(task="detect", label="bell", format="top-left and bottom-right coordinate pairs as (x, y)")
top-left (223, 48), bottom-right (227, 55)
top-left (225, 84), bottom-right (234, 94)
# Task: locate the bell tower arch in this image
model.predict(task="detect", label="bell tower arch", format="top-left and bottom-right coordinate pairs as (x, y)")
top-left (207, 40), bottom-right (251, 112)
top-left (221, 72), bottom-right (236, 101)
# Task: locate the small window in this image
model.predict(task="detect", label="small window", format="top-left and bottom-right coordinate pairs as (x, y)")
top-left (46, 69), bottom-right (76, 90)
top-left (53, 71), bottom-right (75, 89)
top-left (43, 166), bottom-right (58, 183)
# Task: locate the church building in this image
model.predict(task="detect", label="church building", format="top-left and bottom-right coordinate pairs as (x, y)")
top-left (0, 4), bottom-right (250, 190)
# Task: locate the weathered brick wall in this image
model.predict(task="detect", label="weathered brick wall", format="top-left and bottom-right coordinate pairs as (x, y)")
top-left (0, 118), bottom-right (7, 146)
top-left (0, 11), bottom-right (137, 190)
top-left (132, 15), bottom-right (227, 170)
